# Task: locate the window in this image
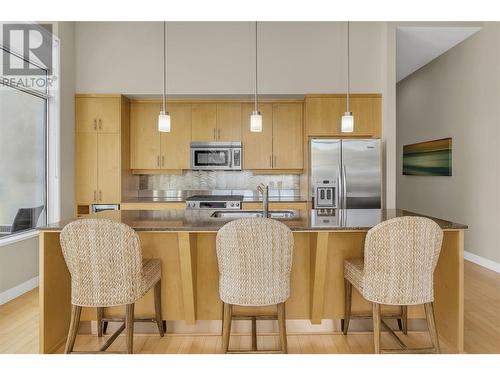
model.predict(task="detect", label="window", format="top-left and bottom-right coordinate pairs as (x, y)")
top-left (0, 46), bottom-right (48, 239)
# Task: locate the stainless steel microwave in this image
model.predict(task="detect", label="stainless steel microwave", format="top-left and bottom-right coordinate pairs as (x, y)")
top-left (190, 142), bottom-right (242, 171)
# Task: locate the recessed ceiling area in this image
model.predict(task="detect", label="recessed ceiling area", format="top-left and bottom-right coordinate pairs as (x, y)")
top-left (396, 26), bottom-right (482, 82)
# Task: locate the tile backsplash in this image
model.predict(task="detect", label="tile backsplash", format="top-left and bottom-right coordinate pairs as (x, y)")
top-left (139, 171), bottom-right (300, 191)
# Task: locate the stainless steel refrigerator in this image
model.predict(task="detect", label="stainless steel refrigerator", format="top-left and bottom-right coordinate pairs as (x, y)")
top-left (310, 138), bottom-right (381, 209)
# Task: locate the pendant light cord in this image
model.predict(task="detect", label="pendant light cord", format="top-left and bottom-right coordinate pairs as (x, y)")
top-left (346, 21), bottom-right (350, 113)
top-left (162, 21), bottom-right (167, 113)
top-left (254, 21), bottom-right (258, 113)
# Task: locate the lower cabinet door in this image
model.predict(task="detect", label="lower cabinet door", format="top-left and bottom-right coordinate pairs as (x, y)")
top-left (98, 133), bottom-right (121, 203)
top-left (75, 132), bottom-right (98, 204)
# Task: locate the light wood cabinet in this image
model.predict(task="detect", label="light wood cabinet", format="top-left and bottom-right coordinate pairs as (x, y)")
top-left (216, 103), bottom-right (241, 141)
top-left (97, 134), bottom-right (121, 203)
top-left (191, 103), bottom-right (216, 141)
top-left (75, 133), bottom-right (98, 203)
top-left (160, 104), bottom-right (192, 169)
top-left (241, 103), bottom-right (273, 169)
top-left (305, 97), bottom-right (345, 136)
top-left (130, 102), bottom-right (161, 169)
top-left (76, 97), bottom-right (120, 133)
top-left (348, 96), bottom-right (381, 137)
top-left (241, 102), bottom-right (303, 170)
top-left (305, 95), bottom-right (381, 137)
top-left (191, 102), bottom-right (241, 142)
top-left (273, 103), bottom-right (303, 169)
top-left (75, 95), bottom-right (128, 205)
top-left (130, 102), bottom-right (192, 170)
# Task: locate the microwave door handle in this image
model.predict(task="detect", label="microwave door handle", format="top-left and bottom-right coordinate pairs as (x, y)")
top-left (228, 149), bottom-right (232, 168)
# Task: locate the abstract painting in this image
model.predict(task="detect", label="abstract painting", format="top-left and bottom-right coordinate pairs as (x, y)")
top-left (403, 138), bottom-right (452, 176)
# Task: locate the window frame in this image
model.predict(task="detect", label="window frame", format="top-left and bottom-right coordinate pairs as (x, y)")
top-left (0, 40), bottom-right (53, 246)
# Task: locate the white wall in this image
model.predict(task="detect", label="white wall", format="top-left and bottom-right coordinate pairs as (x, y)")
top-left (75, 22), bottom-right (385, 95)
top-left (397, 23), bottom-right (500, 264)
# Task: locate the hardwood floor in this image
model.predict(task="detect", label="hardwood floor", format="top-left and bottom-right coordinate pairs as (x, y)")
top-left (0, 261), bottom-right (498, 354)
top-left (464, 261), bottom-right (500, 353)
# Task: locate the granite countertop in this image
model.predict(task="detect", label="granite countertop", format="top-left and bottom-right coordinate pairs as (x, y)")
top-left (39, 209), bottom-right (468, 232)
top-left (121, 196), bottom-right (308, 203)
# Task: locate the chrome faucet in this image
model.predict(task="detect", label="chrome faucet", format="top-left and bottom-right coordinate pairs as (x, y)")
top-left (257, 183), bottom-right (269, 218)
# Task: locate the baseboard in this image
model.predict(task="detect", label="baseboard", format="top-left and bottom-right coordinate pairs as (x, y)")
top-left (464, 251), bottom-right (500, 274)
top-left (0, 276), bottom-right (39, 305)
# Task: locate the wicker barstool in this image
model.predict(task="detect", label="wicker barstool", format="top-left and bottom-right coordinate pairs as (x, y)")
top-left (60, 218), bottom-right (165, 354)
top-left (216, 218), bottom-right (294, 353)
top-left (342, 216), bottom-right (444, 354)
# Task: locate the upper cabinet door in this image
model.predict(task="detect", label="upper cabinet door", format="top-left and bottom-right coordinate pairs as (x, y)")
top-left (130, 102), bottom-right (161, 169)
top-left (349, 97), bottom-right (381, 137)
top-left (273, 103), bottom-right (303, 169)
top-left (192, 103), bottom-right (217, 141)
top-left (76, 97), bottom-right (120, 133)
top-left (241, 103), bottom-right (273, 169)
top-left (305, 97), bottom-right (345, 136)
top-left (160, 103), bottom-right (192, 169)
top-left (96, 97), bottom-right (120, 133)
top-left (216, 103), bottom-right (241, 141)
top-left (97, 133), bottom-right (121, 203)
top-left (76, 97), bottom-right (99, 133)
top-left (75, 132), bottom-right (98, 203)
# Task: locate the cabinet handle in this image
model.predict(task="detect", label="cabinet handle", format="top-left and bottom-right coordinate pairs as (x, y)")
top-left (269, 155), bottom-right (272, 168)
top-left (213, 128), bottom-right (216, 140)
top-left (93, 119), bottom-right (97, 130)
top-left (98, 118), bottom-right (102, 130)
top-left (99, 190), bottom-right (102, 201)
top-left (94, 191), bottom-right (97, 201)
top-left (217, 128), bottom-right (220, 139)
top-left (157, 155), bottom-right (160, 167)
top-left (162, 156), bottom-right (165, 167)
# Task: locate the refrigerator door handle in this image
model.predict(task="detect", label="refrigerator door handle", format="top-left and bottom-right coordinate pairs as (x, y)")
top-left (342, 165), bottom-right (347, 209)
top-left (337, 165), bottom-right (342, 208)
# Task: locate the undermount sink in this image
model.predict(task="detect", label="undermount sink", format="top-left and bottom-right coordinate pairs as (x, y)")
top-left (210, 210), bottom-right (297, 220)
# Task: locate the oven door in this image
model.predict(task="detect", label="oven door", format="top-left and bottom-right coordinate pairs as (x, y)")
top-left (191, 148), bottom-right (232, 170)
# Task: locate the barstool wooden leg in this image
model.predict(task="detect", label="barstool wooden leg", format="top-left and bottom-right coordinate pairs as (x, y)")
top-left (125, 303), bottom-right (135, 354)
top-left (65, 305), bottom-right (82, 354)
top-left (277, 303), bottom-right (288, 353)
top-left (424, 302), bottom-right (440, 353)
top-left (401, 305), bottom-right (408, 335)
top-left (154, 280), bottom-right (165, 337)
top-left (97, 307), bottom-right (104, 337)
top-left (342, 279), bottom-right (352, 335)
top-left (222, 303), bottom-right (232, 353)
top-left (251, 317), bottom-right (257, 351)
top-left (372, 303), bottom-right (381, 354)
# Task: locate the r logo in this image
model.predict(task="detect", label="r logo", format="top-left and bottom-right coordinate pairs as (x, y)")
top-left (2, 23), bottom-right (53, 76)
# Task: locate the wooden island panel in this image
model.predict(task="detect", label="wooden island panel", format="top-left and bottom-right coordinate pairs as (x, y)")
top-left (39, 229), bottom-right (464, 354)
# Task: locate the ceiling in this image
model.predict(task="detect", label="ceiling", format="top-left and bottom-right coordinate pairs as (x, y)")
top-left (396, 26), bottom-right (482, 82)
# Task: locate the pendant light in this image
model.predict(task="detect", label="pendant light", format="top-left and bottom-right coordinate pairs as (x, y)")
top-left (341, 21), bottom-right (354, 133)
top-left (158, 21), bottom-right (171, 132)
top-left (250, 21), bottom-right (262, 132)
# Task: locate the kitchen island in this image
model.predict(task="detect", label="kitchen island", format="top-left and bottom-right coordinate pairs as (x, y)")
top-left (38, 209), bottom-right (467, 353)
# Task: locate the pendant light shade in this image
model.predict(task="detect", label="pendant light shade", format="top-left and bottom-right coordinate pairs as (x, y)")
top-left (341, 112), bottom-right (354, 133)
top-left (250, 110), bottom-right (262, 132)
top-left (158, 111), bottom-right (171, 132)
top-left (159, 22), bottom-right (170, 133)
top-left (250, 21), bottom-right (262, 132)
top-left (341, 21), bottom-right (354, 133)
